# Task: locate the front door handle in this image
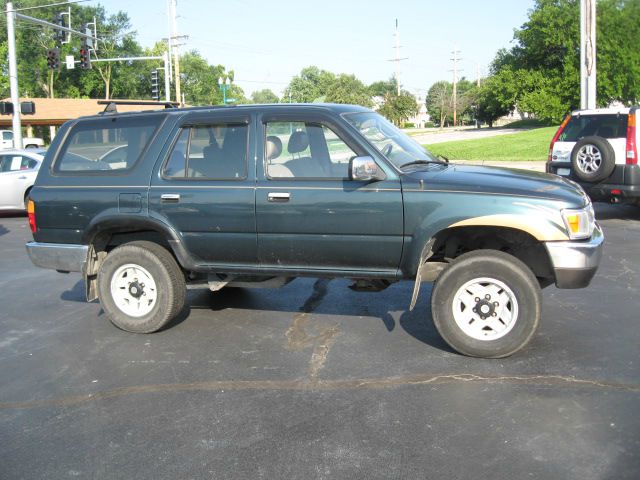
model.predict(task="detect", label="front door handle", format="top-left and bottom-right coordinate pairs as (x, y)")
top-left (267, 192), bottom-right (291, 202)
top-left (161, 193), bottom-right (181, 203)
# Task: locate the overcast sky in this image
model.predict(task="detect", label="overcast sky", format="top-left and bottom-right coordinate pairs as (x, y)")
top-left (86, 0), bottom-right (535, 98)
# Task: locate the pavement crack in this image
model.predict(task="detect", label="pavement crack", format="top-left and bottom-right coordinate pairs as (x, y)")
top-left (2, 373), bottom-right (637, 410)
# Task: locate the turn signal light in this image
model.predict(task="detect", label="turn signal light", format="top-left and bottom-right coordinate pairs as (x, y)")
top-left (27, 199), bottom-right (36, 233)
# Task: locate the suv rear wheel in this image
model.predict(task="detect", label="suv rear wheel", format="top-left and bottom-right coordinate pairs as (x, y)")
top-left (431, 250), bottom-right (541, 358)
top-left (570, 136), bottom-right (616, 183)
top-left (97, 241), bottom-right (186, 333)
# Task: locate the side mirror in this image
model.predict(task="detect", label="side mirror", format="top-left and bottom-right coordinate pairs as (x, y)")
top-left (349, 156), bottom-right (386, 182)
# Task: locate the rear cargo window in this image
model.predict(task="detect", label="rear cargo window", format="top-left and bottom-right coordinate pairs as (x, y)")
top-left (55, 116), bottom-right (162, 173)
top-left (559, 114), bottom-right (628, 142)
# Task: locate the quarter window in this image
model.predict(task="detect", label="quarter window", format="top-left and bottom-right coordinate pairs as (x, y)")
top-left (56, 116), bottom-right (161, 172)
top-left (265, 121), bottom-right (356, 179)
top-left (164, 124), bottom-right (248, 179)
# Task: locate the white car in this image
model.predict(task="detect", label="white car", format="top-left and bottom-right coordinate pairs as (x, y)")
top-left (0, 148), bottom-right (46, 211)
top-left (546, 106), bottom-right (639, 205)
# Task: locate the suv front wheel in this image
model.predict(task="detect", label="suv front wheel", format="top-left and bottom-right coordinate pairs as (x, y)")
top-left (431, 250), bottom-right (541, 358)
top-left (97, 241), bottom-right (186, 333)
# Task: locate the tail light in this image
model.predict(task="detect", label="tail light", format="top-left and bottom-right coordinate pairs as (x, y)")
top-left (626, 111), bottom-right (637, 165)
top-left (548, 115), bottom-right (571, 161)
top-left (27, 199), bottom-right (36, 233)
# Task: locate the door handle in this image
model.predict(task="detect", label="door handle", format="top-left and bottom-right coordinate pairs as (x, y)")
top-left (18, 176), bottom-right (27, 180)
top-left (267, 192), bottom-right (291, 202)
top-left (161, 193), bottom-right (181, 203)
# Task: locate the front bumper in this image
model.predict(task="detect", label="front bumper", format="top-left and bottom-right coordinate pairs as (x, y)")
top-left (25, 242), bottom-right (88, 273)
top-left (544, 223), bottom-right (604, 289)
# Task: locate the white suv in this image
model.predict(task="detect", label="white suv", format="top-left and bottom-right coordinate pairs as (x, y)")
top-left (546, 106), bottom-right (639, 205)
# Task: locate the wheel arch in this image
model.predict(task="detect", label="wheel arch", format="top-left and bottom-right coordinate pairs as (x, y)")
top-left (81, 214), bottom-right (195, 301)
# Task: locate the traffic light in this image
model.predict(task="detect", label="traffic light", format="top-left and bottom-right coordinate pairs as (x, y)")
top-left (54, 13), bottom-right (65, 43)
top-left (151, 70), bottom-right (160, 101)
top-left (79, 47), bottom-right (90, 69)
top-left (47, 48), bottom-right (60, 70)
top-left (79, 25), bottom-right (92, 69)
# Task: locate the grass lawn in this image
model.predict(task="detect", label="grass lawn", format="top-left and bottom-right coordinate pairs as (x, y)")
top-left (424, 126), bottom-right (558, 161)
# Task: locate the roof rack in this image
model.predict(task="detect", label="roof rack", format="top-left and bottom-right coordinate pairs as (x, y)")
top-left (97, 100), bottom-right (180, 114)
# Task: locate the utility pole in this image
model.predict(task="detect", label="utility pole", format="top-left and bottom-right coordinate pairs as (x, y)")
top-left (388, 19), bottom-right (408, 96)
top-left (580, 0), bottom-right (596, 109)
top-left (450, 49), bottom-right (462, 127)
top-left (6, 2), bottom-right (22, 149)
top-left (169, 0), bottom-right (184, 105)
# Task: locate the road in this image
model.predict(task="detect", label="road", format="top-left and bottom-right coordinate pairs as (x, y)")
top-left (1, 204), bottom-right (639, 479)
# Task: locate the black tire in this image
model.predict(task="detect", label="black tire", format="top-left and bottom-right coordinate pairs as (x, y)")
top-left (97, 241), bottom-right (186, 333)
top-left (23, 188), bottom-right (32, 210)
top-left (430, 250), bottom-right (541, 358)
top-left (570, 136), bottom-right (616, 183)
top-left (25, 144), bottom-right (38, 149)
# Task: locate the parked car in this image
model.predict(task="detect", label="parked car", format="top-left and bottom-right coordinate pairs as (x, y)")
top-left (546, 106), bottom-right (639, 205)
top-left (25, 103), bottom-right (603, 358)
top-left (0, 148), bottom-right (46, 211)
top-left (0, 129), bottom-right (45, 150)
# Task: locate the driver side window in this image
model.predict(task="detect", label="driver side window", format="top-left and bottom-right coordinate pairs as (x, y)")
top-left (265, 121), bottom-right (356, 179)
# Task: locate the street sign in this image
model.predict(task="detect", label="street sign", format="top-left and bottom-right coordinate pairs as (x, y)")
top-left (66, 55), bottom-right (75, 69)
top-left (227, 98), bottom-right (237, 103)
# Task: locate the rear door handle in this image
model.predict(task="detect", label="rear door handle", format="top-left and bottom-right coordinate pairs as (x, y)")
top-left (267, 192), bottom-right (291, 202)
top-left (161, 193), bottom-right (181, 203)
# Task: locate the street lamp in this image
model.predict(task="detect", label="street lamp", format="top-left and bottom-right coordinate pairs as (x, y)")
top-left (218, 77), bottom-right (230, 105)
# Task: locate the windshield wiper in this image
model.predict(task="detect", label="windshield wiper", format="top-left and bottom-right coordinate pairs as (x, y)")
top-left (399, 159), bottom-right (448, 169)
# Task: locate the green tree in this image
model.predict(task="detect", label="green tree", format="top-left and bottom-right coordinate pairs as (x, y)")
top-left (377, 92), bottom-right (418, 126)
top-left (368, 78), bottom-right (397, 97)
top-left (325, 74), bottom-right (372, 107)
top-left (179, 50), bottom-right (225, 105)
top-left (475, 76), bottom-right (512, 127)
top-left (426, 81), bottom-right (453, 127)
top-left (251, 89), bottom-right (279, 104)
top-left (283, 66), bottom-right (336, 102)
top-left (488, 0), bottom-right (640, 119)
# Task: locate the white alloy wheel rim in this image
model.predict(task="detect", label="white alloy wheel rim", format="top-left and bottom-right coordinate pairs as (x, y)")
top-left (110, 263), bottom-right (158, 317)
top-left (576, 144), bottom-right (602, 174)
top-left (451, 277), bottom-right (519, 341)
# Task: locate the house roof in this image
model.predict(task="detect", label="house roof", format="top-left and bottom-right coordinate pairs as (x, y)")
top-left (0, 98), bottom-right (165, 127)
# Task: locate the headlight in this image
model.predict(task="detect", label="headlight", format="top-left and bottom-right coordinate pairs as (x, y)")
top-left (561, 203), bottom-right (595, 240)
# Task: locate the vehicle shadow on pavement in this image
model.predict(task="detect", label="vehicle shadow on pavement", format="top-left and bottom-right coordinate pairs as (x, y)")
top-left (59, 278), bottom-right (454, 353)
top-left (594, 202), bottom-right (640, 221)
top-left (0, 212), bottom-right (25, 237)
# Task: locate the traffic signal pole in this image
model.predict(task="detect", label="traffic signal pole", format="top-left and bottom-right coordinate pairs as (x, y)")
top-left (5, 2), bottom-right (97, 149)
top-left (6, 2), bottom-right (22, 149)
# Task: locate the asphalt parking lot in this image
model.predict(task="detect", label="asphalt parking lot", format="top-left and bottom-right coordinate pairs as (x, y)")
top-left (1, 204), bottom-right (639, 479)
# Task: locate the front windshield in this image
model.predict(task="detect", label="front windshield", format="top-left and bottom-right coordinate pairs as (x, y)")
top-left (343, 112), bottom-right (440, 168)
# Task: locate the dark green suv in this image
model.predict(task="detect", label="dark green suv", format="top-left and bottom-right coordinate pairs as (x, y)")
top-left (26, 103), bottom-right (603, 358)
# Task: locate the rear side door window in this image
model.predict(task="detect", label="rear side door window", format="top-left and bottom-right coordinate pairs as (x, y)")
top-left (163, 123), bottom-right (248, 180)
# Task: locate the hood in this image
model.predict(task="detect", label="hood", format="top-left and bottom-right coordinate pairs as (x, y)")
top-left (404, 164), bottom-right (588, 206)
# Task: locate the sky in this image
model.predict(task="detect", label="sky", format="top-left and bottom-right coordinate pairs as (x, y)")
top-left (85, 0), bottom-right (536, 98)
